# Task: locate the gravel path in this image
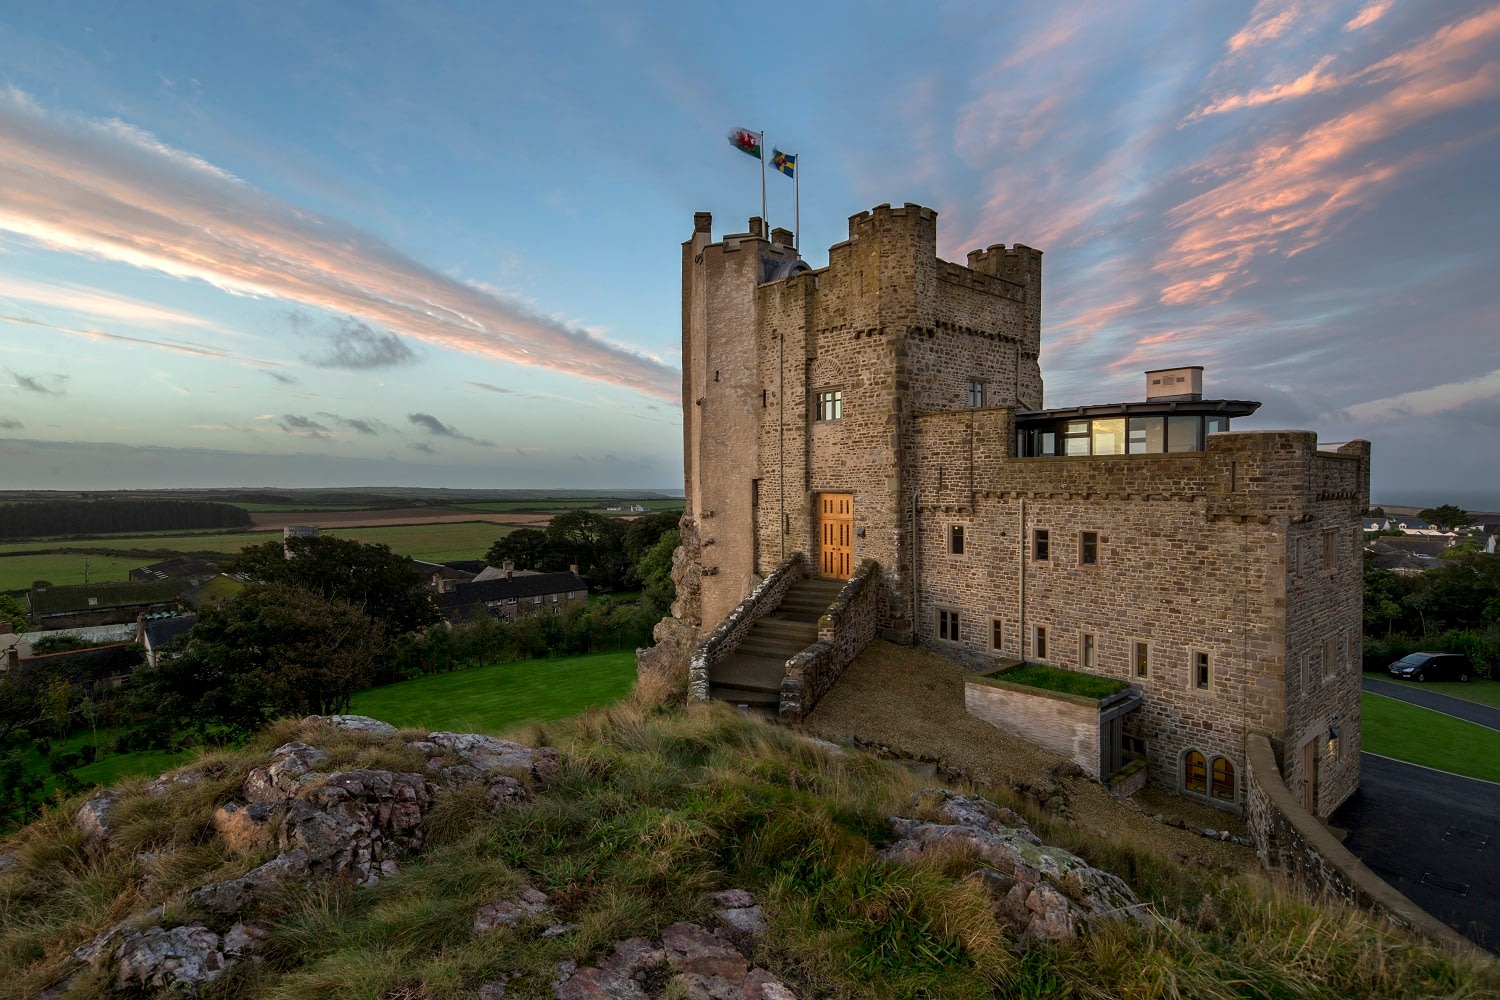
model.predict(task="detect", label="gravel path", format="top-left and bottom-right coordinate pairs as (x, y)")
top-left (801, 640), bottom-right (1257, 875)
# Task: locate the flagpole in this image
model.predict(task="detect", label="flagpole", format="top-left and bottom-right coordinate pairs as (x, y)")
top-left (758, 130), bottom-right (768, 236)
top-left (793, 162), bottom-right (800, 250)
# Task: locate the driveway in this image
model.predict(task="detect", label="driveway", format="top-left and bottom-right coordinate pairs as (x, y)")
top-left (1334, 752), bottom-right (1500, 951)
top-left (1363, 676), bottom-right (1500, 731)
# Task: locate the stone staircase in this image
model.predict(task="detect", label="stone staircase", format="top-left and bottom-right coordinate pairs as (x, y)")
top-left (707, 576), bottom-right (845, 712)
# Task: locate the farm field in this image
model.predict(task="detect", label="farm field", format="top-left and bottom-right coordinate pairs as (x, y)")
top-left (453, 499), bottom-right (684, 513)
top-left (349, 650), bottom-right (638, 733)
top-left (0, 521), bottom-right (518, 592)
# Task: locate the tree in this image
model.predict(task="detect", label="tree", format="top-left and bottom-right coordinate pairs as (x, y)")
top-left (138, 583), bottom-right (384, 740)
top-left (1420, 504), bottom-right (1471, 532)
top-left (0, 595), bottom-right (27, 633)
top-left (485, 528), bottom-right (553, 570)
top-left (227, 535), bottom-right (438, 634)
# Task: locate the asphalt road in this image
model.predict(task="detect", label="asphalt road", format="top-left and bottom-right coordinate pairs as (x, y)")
top-left (1334, 752), bottom-right (1500, 951)
top-left (1363, 676), bottom-right (1500, 731)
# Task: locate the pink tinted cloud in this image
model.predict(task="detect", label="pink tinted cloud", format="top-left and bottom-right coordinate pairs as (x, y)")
top-left (1225, 0), bottom-right (1306, 53)
top-left (0, 93), bottom-right (681, 402)
top-left (1345, 1), bottom-right (1393, 32)
top-left (1158, 8), bottom-right (1500, 306)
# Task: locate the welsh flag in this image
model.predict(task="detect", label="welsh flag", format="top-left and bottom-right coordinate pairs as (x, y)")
top-left (728, 128), bottom-right (762, 159)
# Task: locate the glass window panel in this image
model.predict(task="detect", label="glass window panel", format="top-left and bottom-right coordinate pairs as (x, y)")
top-left (1184, 751), bottom-right (1207, 794)
top-left (1167, 415), bottom-right (1202, 452)
top-left (1205, 415), bottom-right (1228, 436)
top-left (1091, 417), bottom-right (1126, 456)
top-left (1128, 416), bottom-right (1165, 454)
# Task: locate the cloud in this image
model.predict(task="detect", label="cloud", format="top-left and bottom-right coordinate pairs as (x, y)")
top-left (467, 381), bottom-right (514, 394)
top-left (263, 370), bottom-right (298, 384)
top-left (1225, 0), bottom-right (1306, 54)
top-left (410, 441), bottom-right (437, 455)
top-left (8, 370), bottom-right (68, 395)
top-left (1158, 7), bottom-right (1500, 306)
top-left (0, 90), bottom-right (680, 400)
top-left (278, 414), bottom-right (330, 438)
top-left (1345, 1), bottom-right (1393, 33)
top-left (407, 411), bottom-right (494, 448)
top-left (315, 411), bottom-right (385, 435)
top-left (0, 417), bottom-right (22, 429)
top-left (0, 274), bottom-right (221, 330)
top-left (297, 314), bottom-right (417, 369)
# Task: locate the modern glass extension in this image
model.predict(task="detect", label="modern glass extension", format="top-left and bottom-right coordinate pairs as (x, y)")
top-left (1015, 399), bottom-right (1259, 458)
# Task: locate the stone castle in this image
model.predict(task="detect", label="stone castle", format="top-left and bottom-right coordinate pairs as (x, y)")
top-left (657, 203), bottom-right (1368, 818)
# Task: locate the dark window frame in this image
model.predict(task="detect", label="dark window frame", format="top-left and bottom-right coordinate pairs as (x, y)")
top-left (937, 608), bottom-right (960, 643)
top-left (1080, 531), bottom-right (1098, 565)
top-left (815, 389), bottom-right (843, 421)
top-left (1033, 528), bottom-right (1050, 561)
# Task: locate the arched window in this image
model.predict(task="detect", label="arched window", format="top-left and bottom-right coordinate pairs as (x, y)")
top-left (1183, 751), bottom-right (1207, 794)
top-left (1211, 757), bottom-right (1236, 801)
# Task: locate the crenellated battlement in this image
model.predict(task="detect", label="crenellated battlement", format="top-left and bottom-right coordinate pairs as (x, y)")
top-left (846, 202), bottom-right (938, 243)
top-left (967, 243), bottom-right (1043, 290)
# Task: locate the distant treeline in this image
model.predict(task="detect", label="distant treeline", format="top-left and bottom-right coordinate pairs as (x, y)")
top-left (0, 500), bottom-right (251, 540)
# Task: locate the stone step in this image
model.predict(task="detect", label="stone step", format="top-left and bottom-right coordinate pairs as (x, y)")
top-left (710, 653), bottom-right (786, 693)
top-left (708, 686), bottom-right (780, 709)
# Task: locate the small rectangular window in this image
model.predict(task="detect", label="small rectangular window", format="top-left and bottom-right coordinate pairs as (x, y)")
top-left (815, 390), bottom-right (843, 421)
top-left (1323, 637), bottom-right (1337, 680)
top-left (949, 525), bottom-right (965, 555)
top-left (1080, 632), bottom-right (1096, 671)
top-left (1322, 530), bottom-right (1338, 570)
top-left (1033, 529), bottom-right (1050, 561)
top-left (1080, 531), bottom-right (1098, 565)
top-left (1194, 651), bottom-right (1211, 690)
top-left (938, 609), bottom-right (960, 642)
top-left (1034, 625), bottom-right (1048, 660)
top-left (1301, 651), bottom-right (1313, 690)
top-left (991, 618), bottom-right (1003, 651)
top-left (1134, 641), bottom-right (1149, 678)
top-left (967, 380), bottom-right (985, 408)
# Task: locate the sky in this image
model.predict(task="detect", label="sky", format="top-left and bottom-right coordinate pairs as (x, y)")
top-left (0, 2), bottom-right (1496, 506)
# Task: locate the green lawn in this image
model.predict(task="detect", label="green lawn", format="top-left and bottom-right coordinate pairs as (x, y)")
top-left (349, 650), bottom-right (638, 733)
top-left (1361, 691), bottom-right (1500, 782)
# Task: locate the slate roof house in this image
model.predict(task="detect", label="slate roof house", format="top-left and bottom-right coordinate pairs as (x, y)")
top-left (28, 580), bottom-right (187, 630)
top-left (436, 567), bottom-right (588, 625)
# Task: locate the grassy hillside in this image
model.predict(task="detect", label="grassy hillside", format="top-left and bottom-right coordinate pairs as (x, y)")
top-left (1, 680), bottom-right (1494, 999)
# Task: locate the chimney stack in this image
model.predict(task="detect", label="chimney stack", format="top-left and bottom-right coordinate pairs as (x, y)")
top-left (503, 560), bottom-right (514, 581)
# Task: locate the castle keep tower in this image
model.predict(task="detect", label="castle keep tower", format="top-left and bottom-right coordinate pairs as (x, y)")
top-left (682, 203), bottom-right (1043, 634)
top-left (677, 203), bottom-right (1368, 819)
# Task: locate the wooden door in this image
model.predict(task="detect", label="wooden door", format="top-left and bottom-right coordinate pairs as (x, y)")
top-left (818, 493), bottom-right (853, 578)
top-left (1300, 739), bottom-right (1318, 814)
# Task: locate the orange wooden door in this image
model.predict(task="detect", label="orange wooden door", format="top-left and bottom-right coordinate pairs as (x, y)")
top-left (818, 493), bottom-right (853, 578)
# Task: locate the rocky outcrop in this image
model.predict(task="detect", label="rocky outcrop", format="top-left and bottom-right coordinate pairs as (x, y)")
top-left (70, 920), bottom-right (266, 994)
top-left (550, 900), bottom-right (794, 1000)
top-left (73, 790), bottom-right (119, 849)
top-left (881, 790), bottom-right (1153, 945)
top-left (50, 717), bottom-right (564, 997)
top-left (636, 515), bottom-right (702, 688)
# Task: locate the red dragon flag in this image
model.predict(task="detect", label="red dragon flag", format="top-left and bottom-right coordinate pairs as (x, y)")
top-left (728, 128), bottom-right (762, 159)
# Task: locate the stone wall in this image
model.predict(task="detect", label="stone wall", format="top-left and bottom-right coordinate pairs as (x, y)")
top-left (1244, 734), bottom-right (1472, 952)
top-left (687, 553), bottom-right (804, 703)
top-left (781, 558), bottom-right (885, 722)
top-left (910, 417), bottom-right (1367, 814)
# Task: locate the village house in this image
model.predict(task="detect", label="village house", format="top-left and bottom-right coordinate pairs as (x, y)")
top-left (435, 562), bottom-right (588, 625)
top-left (666, 204), bottom-right (1369, 818)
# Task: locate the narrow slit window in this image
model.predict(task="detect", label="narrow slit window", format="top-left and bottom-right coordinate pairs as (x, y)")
top-left (991, 618), bottom-right (1003, 651)
top-left (1080, 531), bottom-right (1098, 565)
top-left (1194, 651), bottom-right (1211, 690)
top-left (1033, 529), bottom-right (1050, 561)
top-left (1034, 625), bottom-right (1048, 660)
top-left (1134, 641), bottom-right (1149, 679)
top-left (949, 525), bottom-right (965, 555)
top-left (1080, 632), bottom-right (1096, 671)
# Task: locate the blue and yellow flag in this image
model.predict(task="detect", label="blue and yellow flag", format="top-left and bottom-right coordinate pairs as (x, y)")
top-left (772, 148), bottom-right (796, 179)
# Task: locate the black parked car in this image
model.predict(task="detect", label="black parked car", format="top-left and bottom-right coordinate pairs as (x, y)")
top-left (1388, 651), bottom-right (1473, 682)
